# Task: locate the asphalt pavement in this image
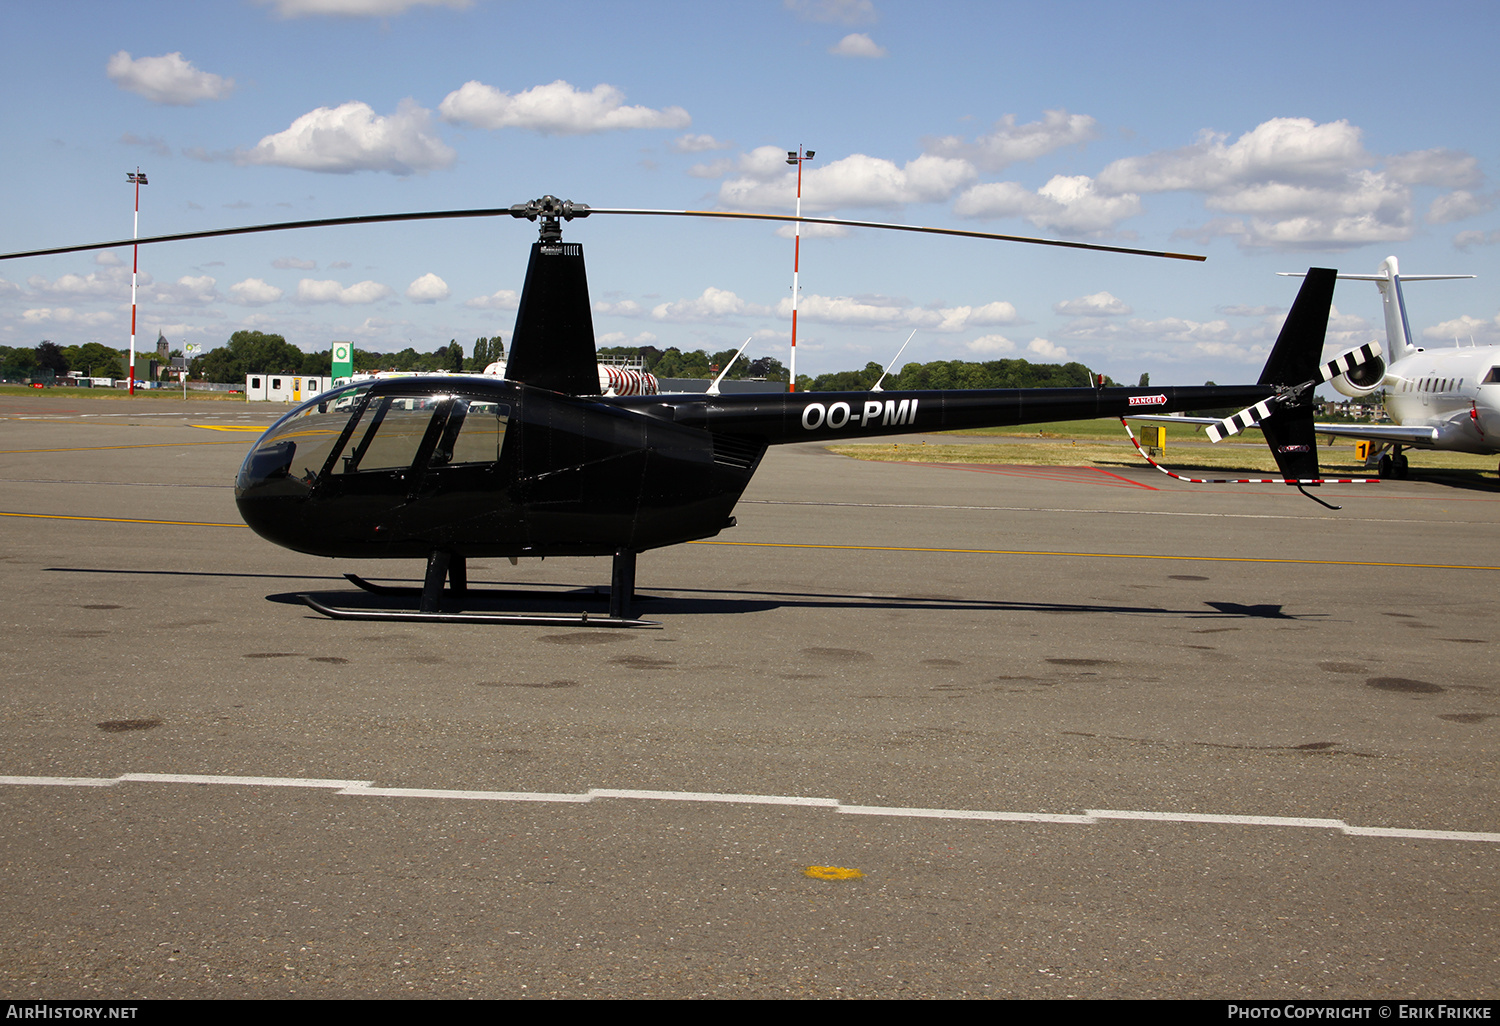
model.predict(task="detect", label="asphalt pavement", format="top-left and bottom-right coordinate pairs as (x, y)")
top-left (1, 393), bottom-right (1495, 999)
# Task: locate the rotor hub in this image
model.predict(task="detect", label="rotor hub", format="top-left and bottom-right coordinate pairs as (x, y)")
top-left (508, 195), bottom-right (591, 242)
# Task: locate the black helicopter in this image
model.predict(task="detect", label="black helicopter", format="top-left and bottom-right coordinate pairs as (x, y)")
top-left (2, 196), bottom-right (1345, 626)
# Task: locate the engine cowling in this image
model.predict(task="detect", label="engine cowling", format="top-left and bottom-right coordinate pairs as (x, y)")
top-left (1329, 352), bottom-right (1386, 397)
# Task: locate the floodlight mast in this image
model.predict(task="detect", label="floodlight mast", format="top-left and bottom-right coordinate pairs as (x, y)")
top-left (785, 146), bottom-right (814, 391)
top-left (126, 169), bottom-right (148, 396)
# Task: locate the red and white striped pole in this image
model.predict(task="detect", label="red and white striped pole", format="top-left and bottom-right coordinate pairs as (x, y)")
top-left (785, 146), bottom-right (814, 392)
top-left (126, 169), bottom-right (148, 396)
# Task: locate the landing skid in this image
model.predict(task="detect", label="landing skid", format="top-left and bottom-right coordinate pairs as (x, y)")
top-left (302, 547), bottom-right (656, 627)
top-left (298, 594), bottom-right (658, 628)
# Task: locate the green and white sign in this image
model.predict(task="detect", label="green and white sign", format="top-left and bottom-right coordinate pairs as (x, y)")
top-left (332, 341), bottom-right (353, 380)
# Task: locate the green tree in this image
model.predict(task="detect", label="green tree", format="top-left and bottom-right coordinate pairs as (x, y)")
top-left (34, 341), bottom-right (68, 376)
top-left (198, 331), bottom-right (306, 383)
top-left (64, 342), bottom-right (125, 378)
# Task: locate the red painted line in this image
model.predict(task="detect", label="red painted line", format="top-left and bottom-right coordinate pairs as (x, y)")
top-left (916, 461), bottom-right (1158, 490)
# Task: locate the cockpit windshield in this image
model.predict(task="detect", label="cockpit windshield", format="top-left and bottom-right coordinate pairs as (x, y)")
top-left (238, 383), bottom-right (511, 493)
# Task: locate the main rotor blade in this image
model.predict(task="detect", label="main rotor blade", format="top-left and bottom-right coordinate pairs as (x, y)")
top-left (0, 208), bottom-right (517, 261)
top-left (0, 200), bottom-right (1206, 263)
top-left (588, 207), bottom-right (1207, 262)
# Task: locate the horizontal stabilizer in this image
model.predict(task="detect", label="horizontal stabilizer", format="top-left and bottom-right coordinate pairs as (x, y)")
top-left (1205, 340), bottom-right (1381, 444)
top-left (1206, 400), bottom-right (1275, 443)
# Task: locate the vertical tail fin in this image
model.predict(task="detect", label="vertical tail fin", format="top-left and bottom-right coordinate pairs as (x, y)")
top-left (1257, 267), bottom-right (1337, 482)
top-left (504, 241), bottom-right (601, 396)
top-left (1375, 256), bottom-right (1418, 362)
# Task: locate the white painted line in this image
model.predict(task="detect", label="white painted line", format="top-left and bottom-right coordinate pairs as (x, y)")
top-left (343, 786), bottom-right (591, 803)
top-left (2, 774), bottom-right (1496, 844)
top-left (1342, 825), bottom-right (1500, 843)
top-left (120, 773), bottom-right (372, 789)
top-left (842, 805), bottom-right (1095, 824)
top-left (590, 788), bottom-right (841, 807)
top-left (1089, 809), bottom-right (1347, 830)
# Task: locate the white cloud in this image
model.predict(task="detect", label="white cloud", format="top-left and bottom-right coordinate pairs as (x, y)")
top-left (593, 299), bottom-right (644, 317)
top-left (296, 278), bottom-right (393, 304)
top-left (229, 278), bottom-right (284, 306)
top-left (439, 80), bottom-right (690, 135)
top-left (239, 99), bottom-right (455, 175)
top-left (955, 175), bottom-right (1143, 234)
top-left (784, 0), bottom-right (877, 24)
top-left (272, 257), bottom-right (317, 270)
top-left (720, 150), bottom-right (975, 211)
top-left (21, 308), bottom-right (116, 328)
top-left (966, 334), bottom-right (1017, 355)
top-left (106, 51), bottom-right (234, 106)
top-left (1423, 314), bottom-right (1500, 346)
top-left (1428, 190), bottom-right (1494, 225)
top-left (121, 132), bottom-right (172, 157)
top-left (688, 158), bottom-right (736, 179)
top-left (772, 293), bottom-right (1016, 332)
top-left (1384, 149), bottom-right (1482, 189)
top-left (25, 268), bottom-right (136, 300)
top-left (258, 0), bottom-right (472, 16)
top-left (596, 331), bottom-right (660, 346)
top-left (150, 275), bottom-right (220, 306)
top-left (1056, 315), bottom-right (1239, 347)
top-left (829, 33), bottom-right (886, 57)
top-left (1455, 229), bottom-right (1500, 251)
top-left (673, 133), bottom-right (732, 153)
top-left (465, 289), bottom-right (520, 310)
top-left (651, 287), bottom-right (770, 322)
top-left (1218, 304), bottom-right (1282, 317)
top-left (774, 222), bottom-right (851, 239)
top-left (1099, 118), bottom-right (1370, 194)
top-left (1095, 118), bottom-right (1428, 250)
top-left (1054, 291), bottom-right (1131, 317)
top-left (405, 272), bottom-right (450, 303)
top-left (1026, 338), bottom-right (1068, 361)
top-left (927, 110), bottom-right (1099, 172)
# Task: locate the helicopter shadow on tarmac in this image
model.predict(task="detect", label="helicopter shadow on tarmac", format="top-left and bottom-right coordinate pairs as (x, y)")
top-left (42, 566), bottom-right (1323, 623)
top-left (265, 578), bottom-right (1321, 623)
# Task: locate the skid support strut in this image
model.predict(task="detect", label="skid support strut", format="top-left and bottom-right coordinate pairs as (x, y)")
top-left (610, 548), bottom-right (636, 620)
top-left (419, 551), bottom-right (465, 612)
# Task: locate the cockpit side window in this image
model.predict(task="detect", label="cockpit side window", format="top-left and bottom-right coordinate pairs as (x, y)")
top-left (1484, 367), bottom-right (1500, 384)
top-left (444, 399), bottom-right (511, 465)
top-left (249, 383), bottom-right (370, 486)
top-left (339, 395), bottom-right (448, 473)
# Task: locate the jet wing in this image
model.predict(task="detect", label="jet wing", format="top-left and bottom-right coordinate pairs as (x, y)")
top-left (1127, 413), bottom-right (1439, 446)
top-left (1308, 422), bottom-right (1440, 446)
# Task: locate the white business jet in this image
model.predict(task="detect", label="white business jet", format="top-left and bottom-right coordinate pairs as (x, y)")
top-left (1285, 256), bottom-right (1490, 478)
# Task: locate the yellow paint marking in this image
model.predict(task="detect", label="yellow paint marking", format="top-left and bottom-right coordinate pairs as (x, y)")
top-left (688, 539), bottom-right (1500, 573)
top-left (192, 425), bottom-right (265, 432)
top-left (0, 511), bottom-right (246, 529)
top-left (804, 866), bottom-right (864, 880)
top-left (0, 440), bottom-right (249, 454)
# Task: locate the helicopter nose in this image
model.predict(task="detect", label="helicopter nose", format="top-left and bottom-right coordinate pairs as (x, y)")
top-left (234, 437), bottom-right (314, 547)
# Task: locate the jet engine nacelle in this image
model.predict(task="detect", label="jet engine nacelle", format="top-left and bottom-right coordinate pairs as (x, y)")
top-left (1328, 352), bottom-right (1386, 398)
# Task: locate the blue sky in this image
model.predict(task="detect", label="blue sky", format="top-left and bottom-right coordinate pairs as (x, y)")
top-left (3, 0), bottom-right (1498, 388)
